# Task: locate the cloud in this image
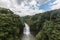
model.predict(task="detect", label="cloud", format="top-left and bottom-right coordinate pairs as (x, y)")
top-left (0, 0), bottom-right (47, 16)
top-left (10, 0), bottom-right (46, 16)
top-left (0, 0), bottom-right (59, 16)
top-left (51, 0), bottom-right (60, 10)
top-left (0, 0), bottom-right (10, 8)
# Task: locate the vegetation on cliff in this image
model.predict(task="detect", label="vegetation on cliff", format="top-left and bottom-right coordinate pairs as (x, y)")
top-left (0, 7), bottom-right (24, 40)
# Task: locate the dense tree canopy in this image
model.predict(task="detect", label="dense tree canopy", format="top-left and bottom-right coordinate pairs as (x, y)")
top-left (0, 7), bottom-right (24, 40)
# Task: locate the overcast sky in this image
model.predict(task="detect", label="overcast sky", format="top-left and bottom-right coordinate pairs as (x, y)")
top-left (0, 0), bottom-right (60, 16)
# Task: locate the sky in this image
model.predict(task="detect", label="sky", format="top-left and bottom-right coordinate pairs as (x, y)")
top-left (0, 0), bottom-right (60, 16)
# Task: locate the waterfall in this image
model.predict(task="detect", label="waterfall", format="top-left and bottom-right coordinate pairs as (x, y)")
top-left (23, 23), bottom-right (30, 35)
top-left (21, 23), bottom-right (37, 40)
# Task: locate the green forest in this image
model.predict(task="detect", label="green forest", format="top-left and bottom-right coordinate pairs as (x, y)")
top-left (0, 7), bottom-right (60, 40)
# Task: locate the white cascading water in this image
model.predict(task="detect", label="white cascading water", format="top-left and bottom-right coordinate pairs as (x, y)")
top-left (23, 23), bottom-right (30, 35)
top-left (21, 23), bottom-right (37, 40)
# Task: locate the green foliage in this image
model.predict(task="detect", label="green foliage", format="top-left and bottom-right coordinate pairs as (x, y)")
top-left (0, 7), bottom-right (24, 40)
top-left (22, 9), bottom-right (60, 40)
top-left (40, 21), bottom-right (60, 40)
top-left (0, 7), bottom-right (13, 14)
top-left (36, 32), bottom-right (42, 40)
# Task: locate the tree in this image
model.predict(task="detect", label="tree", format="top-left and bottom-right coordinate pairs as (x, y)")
top-left (0, 7), bottom-right (24, 40)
